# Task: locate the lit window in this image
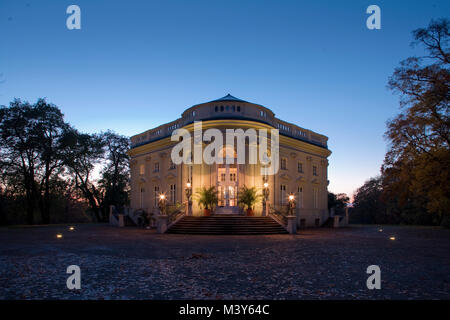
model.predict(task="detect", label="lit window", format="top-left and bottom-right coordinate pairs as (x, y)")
top-left (139, 164), bottom-right (145, 175)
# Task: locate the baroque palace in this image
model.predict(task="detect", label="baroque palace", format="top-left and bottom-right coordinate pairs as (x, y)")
top-left (128, 94), bottom-right (331, 230)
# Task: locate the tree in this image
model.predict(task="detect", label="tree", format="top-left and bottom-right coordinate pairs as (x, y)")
top-left (33, 99), bottom-right (70, 224)
top-left (0, 99), bottom-right (71, 224)
top-left (383, 18), bottom-right (449, 226)
top-left (64, 129), bottom-right (106, 222)
top-left (327, 192), bottom-right (349, 212)
top-left (0, 100), bottom-right (41, 224)
top-left (352, 177), bottom-right (390, 224)
top-left (98, 131), bottom-right (130, 214)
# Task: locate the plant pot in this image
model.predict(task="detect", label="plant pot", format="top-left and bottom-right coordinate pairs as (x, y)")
top-left (203, 208), bottom-right (211, 216)
top-left (246, 208), bottom-right (254, 216)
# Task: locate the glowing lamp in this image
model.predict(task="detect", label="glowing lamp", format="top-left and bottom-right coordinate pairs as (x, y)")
top-left (56, 234), bottom-right (63, 239)
top-left (389, 236), bottom-right (396, 241)
top-left (69, 226), bottom-right (75, 231)
top-left (186, 182), bottom-right (191, 188)
top-left (263, 182), bottom-right (269, 188)
top-left (288, 194), bottom-right (295, 201)
top-left (159, 194), bottom-right (165, 200)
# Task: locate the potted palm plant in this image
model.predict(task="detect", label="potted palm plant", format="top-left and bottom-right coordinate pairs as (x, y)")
top-left (195, 186), bottom-right (218, 216)
top-left (238, 186), bottom-right (262, 216)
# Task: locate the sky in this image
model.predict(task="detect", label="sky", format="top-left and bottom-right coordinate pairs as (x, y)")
top-left (0, 0), bottom-right (448, 198)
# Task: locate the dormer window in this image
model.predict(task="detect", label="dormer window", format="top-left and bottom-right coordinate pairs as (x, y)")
top-left (215, 106), bottom-right (218, 112)
top-left (220, 105), bottom-right (224, 111)
top-left (237, 106), bottom-right (241, 112)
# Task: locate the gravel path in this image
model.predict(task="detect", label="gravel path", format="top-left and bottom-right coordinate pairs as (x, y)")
top-left (0, 224), bottom-right (449, 299)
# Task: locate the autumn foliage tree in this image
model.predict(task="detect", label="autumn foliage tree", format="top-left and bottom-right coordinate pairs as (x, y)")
top-left (382, 18), bottom-right (449, 226)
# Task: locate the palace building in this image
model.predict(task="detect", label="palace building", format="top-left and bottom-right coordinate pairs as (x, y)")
top-left (128, 94), bottom-right (331, 227)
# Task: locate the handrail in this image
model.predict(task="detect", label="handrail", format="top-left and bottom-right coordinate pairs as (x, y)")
top-left (269, 205), bottom-right (289, 226)
top-left (167, 203), bottom-right (186, 226)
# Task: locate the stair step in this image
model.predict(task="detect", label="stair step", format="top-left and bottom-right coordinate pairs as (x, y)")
top-left (167, 216), bottom-right (288, 235)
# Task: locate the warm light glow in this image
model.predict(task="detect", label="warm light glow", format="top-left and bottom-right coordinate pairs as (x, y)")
top-left (186, 182), bottom-right (191, 188)
top-left (159, 194), bottom-right (165, 200)
top-left (56, 234), bottom-right (63, 239)
top-left (378, 229), bottom-right (383, 232)
top-left (69, 226), bottom-right (75, 231)
top-left (263, 182), bottom-right (269, 188)
top-left (288, 194), bottom-right (295, 201)
top-left (389, 236), bottom-right (396, 241)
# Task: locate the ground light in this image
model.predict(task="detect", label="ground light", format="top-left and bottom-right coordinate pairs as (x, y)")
top-left (56, 233), bottom-right (63, 239)
top-left (69, 226), bottom-right (75, 231)
top-left (390, 236), bottom-right (396, 241)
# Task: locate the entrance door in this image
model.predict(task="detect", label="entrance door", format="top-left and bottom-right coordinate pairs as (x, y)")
top-left (217, 165), bottom-right (238, 207)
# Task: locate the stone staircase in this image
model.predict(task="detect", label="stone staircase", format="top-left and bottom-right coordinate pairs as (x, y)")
top-left (166, 215), bottom-right (288, 235)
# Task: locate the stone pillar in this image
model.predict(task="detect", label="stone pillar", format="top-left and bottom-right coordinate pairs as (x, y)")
top-left (118, 214), bottom-right (125, 227)
top-left (333, 215), bottom-right (340, 228)
top-left (344, 207), bottom-right (349, 226)
top-left (186, 201), bottom-right (193, 216)
top-left (262, 201), bottom-right (269, 217)
top-left (286, 216), bottom-right (297, 234)
top-left (330, 207), bottom-right (335, 217)
top-left (157, 215), bottom-right (169, 234)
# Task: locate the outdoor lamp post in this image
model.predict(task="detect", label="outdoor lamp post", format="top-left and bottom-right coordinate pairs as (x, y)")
top-left (158, 194), bottom-right (167, 215)
top-left (263, 182), bottom-right (269, 216)
top-left (288, 194), bottom-right (296, 215)
top-left (185, 181), bottom-right (193, 216)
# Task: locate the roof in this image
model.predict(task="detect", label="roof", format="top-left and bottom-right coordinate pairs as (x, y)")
top-left (210, 94), bottom-right (248, 103)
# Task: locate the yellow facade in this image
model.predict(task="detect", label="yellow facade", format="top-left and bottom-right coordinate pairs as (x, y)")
top-left (128, 95), bottom-right (331, 227)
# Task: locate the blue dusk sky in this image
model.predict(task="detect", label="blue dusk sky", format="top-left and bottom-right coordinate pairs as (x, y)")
top-left (0, 0), bottom-right (448, 198)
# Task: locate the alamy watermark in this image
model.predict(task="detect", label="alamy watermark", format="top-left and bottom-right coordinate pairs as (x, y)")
top-left (170, 121), bottom-right (280, 175)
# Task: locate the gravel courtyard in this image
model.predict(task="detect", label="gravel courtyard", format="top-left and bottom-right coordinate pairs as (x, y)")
top-left (0, 224), bottom-right (449, 299)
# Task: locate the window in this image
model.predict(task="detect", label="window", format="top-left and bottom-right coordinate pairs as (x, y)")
top-left (297, 162), bottom-right (303, 173)
top-left (170, 184), bottom-right (176, 204)
top-left (192, 111), bottom-right (196, 117)
top-left (139, 164), bottom-right (145, 175)
top-left (232, 105), bottom-right (235, 112)
top-left (154, 162), bottom-right (160, 172)
top-left (230, 173), bottom-right (236, 182)
top-left (297, 186), bottom-right (303, 208)
top-left (237, 106), bottom-right (240, 112)
top-left (281, 157), bottom-right (287, 170)
top-left (215, 106), bottom-right (218, 112)
top-left (220, 105), bottom-right (224, 111)
top-left (313, 165), bottom-right (318, 176)
top-left (221, 173), bottom-right (226, 182)
top-left (154, 186), bottom-right (159, 207)
top-left (280, 184), bottom-right (287, 205)
top-left (313, 188), bottom-right (319, 209)
top-left (169, 160), bottom-right (175, 170)
top-left (226, 105), bottom-right (229, 111)
top-left (140, 187), bottom-right (145, 208)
